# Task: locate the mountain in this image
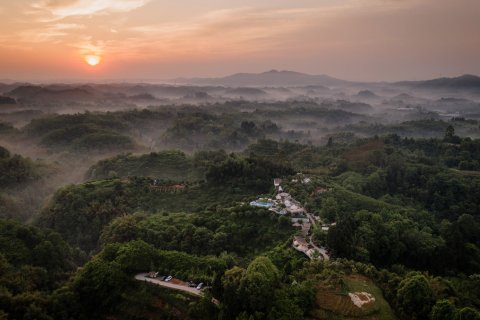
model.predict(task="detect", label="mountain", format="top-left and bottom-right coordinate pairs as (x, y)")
top-left (175, 70), bottom-right (354, 87)
top-left (396, 74), bottom-right (480, 90)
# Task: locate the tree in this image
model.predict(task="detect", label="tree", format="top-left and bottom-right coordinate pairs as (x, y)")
top-left (240, 256), bottom-right (280, 313)
top-left (396, 274), bottom-right (435, 319)
top-left (430, 300), bottom-right (458, 320)
top-left (73, 258), bottom-right (129, 316)
top-left (327, 137), bottom-right (333, 147)
top-left (458, 307), bottom-right (480, 320)
top-left (445, 125), bottom-right (455, 140)
top-left (327, 212), bottom-right (357, 258)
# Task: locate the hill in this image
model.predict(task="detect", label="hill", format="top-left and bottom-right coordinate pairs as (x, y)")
top-left (176, 70), bottom-right (353, 87)
top-left (396, 74), bottom-right (480, 91)
top-left (86, 150), bottom-right (205, 181)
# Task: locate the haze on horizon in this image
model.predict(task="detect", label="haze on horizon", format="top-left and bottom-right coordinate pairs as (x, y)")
top-left (1, 0), bottom-right (479, 82)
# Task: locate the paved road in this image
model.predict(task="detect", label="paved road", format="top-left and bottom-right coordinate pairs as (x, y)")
top-left (306, 213), bottom-right (317, 226)
top-left (308, 235), bottom-right (330, 260)
top-left (305, 212), bottom-right (330, 260)
top-left (135, 273), bottom-right (202, 296)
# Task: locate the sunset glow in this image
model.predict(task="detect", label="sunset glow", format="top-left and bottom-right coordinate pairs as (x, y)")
top-left (0, 0), bottom-right (479, 81)
top-left (85, 55), bottom-right (101, 66)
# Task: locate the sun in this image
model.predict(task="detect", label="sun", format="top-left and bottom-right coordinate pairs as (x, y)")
top-left (85, 55), bottom-right (101, 66)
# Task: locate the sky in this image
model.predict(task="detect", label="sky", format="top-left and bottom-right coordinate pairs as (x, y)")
top-left (0, 0), bottom-right (479, 82)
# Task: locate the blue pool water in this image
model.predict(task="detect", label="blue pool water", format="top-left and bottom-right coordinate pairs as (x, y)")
top-left (250, 200), bottom-right (274, 208)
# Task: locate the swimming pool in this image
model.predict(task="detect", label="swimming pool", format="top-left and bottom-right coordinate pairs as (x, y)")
top-left (250, 200), bottom-right (274, 208)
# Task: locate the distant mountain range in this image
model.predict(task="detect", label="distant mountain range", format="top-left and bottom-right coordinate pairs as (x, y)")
top-left (175, 70), bottom-right (480, 92)
top-left (2, 73), bottom-right (479, 97)
top-left (174, 70), bottom-right (353, 87)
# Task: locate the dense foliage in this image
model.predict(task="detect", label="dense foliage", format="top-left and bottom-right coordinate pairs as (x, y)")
top-left (37, 154), bottom-right (292, 253)
top-left (87, 150), bottom-right (205, 181)
top-left (0, 219), bottom-right (81, 320)
top-left (100, 207), bottom-right (294, 258)
top-left (0, 146), bottom-right (39, 189)
top-left (2, 117), bottom-right (480, 319)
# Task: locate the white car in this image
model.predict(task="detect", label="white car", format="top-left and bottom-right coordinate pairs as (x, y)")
top-left (165, 275), bottom-right (173, 282)
top-left (196, 283), bottom-right (203, 290)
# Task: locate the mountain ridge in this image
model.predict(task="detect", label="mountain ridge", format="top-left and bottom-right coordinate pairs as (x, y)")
top-left (174, 69), bottom-right (355, 87)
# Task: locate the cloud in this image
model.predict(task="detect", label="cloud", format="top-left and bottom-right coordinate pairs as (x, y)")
top-left (19, 23), bottom-right (85, 43)
top-left (123, 7), bottom-right (318, 58)
top-left (72, 36), bottom-right (105, 55)
top-left (32, 0), bottom-right (150, 19)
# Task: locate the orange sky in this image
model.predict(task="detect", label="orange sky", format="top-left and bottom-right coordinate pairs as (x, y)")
top-left (0, 0), bottom-right (479, 81)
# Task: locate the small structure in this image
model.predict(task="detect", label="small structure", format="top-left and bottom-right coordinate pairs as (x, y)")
top-left (293, 236), bottom-right (310, 252)
top-left (285, 200), bottom-right (305, 214)
top-left (276, 192), bottom-right (291, 201)
top-left (273, 178), bottom-right (282, 187)
top-left (291, 217), bottom-right (310, 224)
top-left (302, 177), bottom-right (312, 184)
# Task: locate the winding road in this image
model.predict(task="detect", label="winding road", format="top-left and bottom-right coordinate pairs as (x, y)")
top-left (135, 273), bottom-right (220, 305)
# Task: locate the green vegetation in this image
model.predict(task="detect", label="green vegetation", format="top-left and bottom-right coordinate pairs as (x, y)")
top-left (0, 145), bottom-right (39, 189)
top-left (24, 113), bottom-right (137, 154)
top-left (87, 150), bottom-right (207, 181)
top-left (311, 273), bottom-right (396, 320)
top-left (37, 153), bottom-right (293, 253)
top-left (162, 112), bottom-right (280, 150)
top-left (2, 105), bottom-right (480, 319)
top-left (0, 219), bottom-right (82, 320)
top-left (0, 145), bottom-right (58, 221)
top-left (219, 256), bottom-right (314, 320)
top-left (36, 177), bottom-right (250, 253)
top-left (100, 208), bottom-right (294, 258)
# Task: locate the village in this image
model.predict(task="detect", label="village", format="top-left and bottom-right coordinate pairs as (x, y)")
top-left (250, 176), bottom-right (331, 261)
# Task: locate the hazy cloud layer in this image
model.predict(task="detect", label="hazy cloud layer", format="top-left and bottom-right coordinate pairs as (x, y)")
top-left (31, 0), bottom-right (150, 18)
top-left (0, 0), bottom-right (478, 81)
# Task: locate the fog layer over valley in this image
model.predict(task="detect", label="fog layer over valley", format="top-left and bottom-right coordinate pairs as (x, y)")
top-left (1, 71), bottom-right (480, 223)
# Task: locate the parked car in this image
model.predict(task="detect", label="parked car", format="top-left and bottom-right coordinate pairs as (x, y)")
top-left (159, 275), bottom-right (166, 281)
top-left (165, 275), bottom-right (173, 282)
top-left (196, 283), bottom-right (203, 290)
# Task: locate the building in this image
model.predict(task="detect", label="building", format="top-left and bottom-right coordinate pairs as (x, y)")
top-left (293, 236), bottom-right (310, 252)
top-left (275, 192), bottom-right (291, 201)
top-left (273, 178), bottom-right (282, 187)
